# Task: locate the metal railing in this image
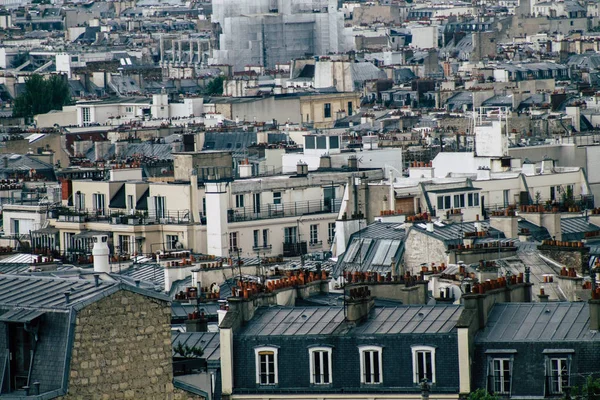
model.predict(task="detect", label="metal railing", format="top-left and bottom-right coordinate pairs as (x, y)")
top-left (55, 207), bottom-right (192, 225)
top-left (483, 195), bottom-right (595, 214)
top-left (228, 199), bottom-right (341, 223)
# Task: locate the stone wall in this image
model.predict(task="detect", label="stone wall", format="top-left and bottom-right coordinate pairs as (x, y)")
top-left (403, 228), bottom-right (449, 273)
top-left (58, 290), bottom-right (203, 400)
top-left (538, 245), bottom-right (590, 274)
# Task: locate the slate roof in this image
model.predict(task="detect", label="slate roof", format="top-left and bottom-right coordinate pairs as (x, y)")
top-left (518, 219), bottom-right (551, 241)
top-left (239, 305), bottom-right (463, 337)
top-left (476, 302), bottom-right (596, 342)
top-left (0, 274), bottom-right (168, 311)
top-left (561, 217), bottom-right (600, 241)
top-left (172, 331), bottom-right (220, 363)
top-left (239, 307), bottom-right (346, 336)
top-left (352, 305), bottom-right (463, 335)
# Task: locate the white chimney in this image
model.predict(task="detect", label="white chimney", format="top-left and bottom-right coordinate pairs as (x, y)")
top-left (192, 268), bottom-right (201, 289)
top-left (92, 234), bottom-right (110, 273)
top-left (474, 215), bottom-right (483, 232)
top-left (426, 220), bottom-right (434, 232)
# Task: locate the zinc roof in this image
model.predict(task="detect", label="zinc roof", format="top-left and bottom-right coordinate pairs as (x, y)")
top-left (476, 302), bottom-right (596, 342)
top-left (172, 331), bottom-right (220, 363)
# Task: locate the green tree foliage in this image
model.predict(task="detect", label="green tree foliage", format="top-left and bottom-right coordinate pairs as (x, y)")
top-left (205, 76), bottom-right (225, 96)
top-left (570, 376), bottom-right (600, 400)
top-left (468, 389), bottom-right (499, 400)
top-left (13, 74), bottom-right (71, 120)
top-left (173, 342), bottom-right (204, 358)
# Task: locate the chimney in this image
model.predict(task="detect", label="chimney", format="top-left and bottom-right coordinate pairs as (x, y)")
top-left (114, 141), bottom-right (127, 159)
top-left (92, 234), bottom-right (110, 273)
top-left (426, 217), bottom-right (434, 232)
top-left (319, 155), bottom-right (332, 169)
top-left (490, 212), bottom-right (518, 238)
top-left (345, 286), bottom-right (374, 323)
top-left (348, 156), bottom-right (358, 171)
top-left (590, 298), bottom-right (600, 330)
top-left (191, 268), bottom-right (201, 289)
top-left (296, 161), bottom-right (308, 176)
top-left (537, 286), bottom-right (549, 302)
top-left (474, 214), bottom-right (483, 232)
top-left (238, 161), bottom-right (253, 178)
top-left (186, 312), bottom-right (208, 332)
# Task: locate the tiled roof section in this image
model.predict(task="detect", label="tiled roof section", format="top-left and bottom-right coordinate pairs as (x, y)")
top-left (352, 305), bottom-right (462, 335)
top-left (561, 217), bottom-right (600, 241)
top-left (239, 307), bottom-right (346, 336)
top-left (476, 302), bottom-right (596, 342)
top-left (172, 331), bottom-right (220, 363)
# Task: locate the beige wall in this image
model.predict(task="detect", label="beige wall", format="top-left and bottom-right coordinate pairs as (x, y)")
top-left (300, 93), bottom-right (360, 128)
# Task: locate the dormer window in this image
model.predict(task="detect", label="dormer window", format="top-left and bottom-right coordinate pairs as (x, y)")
top-left (255, 346), bottom-right (278, 385)
top-left (359, 345), bottom-right (383, 384)
top-left (309, 347), bottom-right (332, 385)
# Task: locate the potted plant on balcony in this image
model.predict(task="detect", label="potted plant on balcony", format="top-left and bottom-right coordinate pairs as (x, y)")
top-left (111, 211), bottom-right (125, 224)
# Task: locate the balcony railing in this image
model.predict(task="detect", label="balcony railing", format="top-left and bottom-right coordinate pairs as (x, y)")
top-left (228, 199), bottom-right (341, 223)
top-left (54, 207), bottom-right (192, 225)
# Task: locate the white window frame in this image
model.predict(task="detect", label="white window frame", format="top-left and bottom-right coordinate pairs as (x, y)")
top-left (235, 194), bottom-right (244, 208)
top-left (229, 232), bottom-right (238, 251)
top-left (82, 107), bottom-right (91, 124)
top-left (358, 345), bottom-right (383, 384)
top-left (309, 347), bottom-right (332, 385)
top-left (488, 357), bottom-right (512, 395)
top-left (254, 346), bottom-right (278, 385)
top-left (411, 345), bottom-right (436, 384)
top-left (310, 224), bottom-right (319, 244)
top-left (166, 234), bottom-right (179, 250)
top-left (546, 356), bottom-right (570, 395)
top-left (328, 222), bottom-right (335, 243)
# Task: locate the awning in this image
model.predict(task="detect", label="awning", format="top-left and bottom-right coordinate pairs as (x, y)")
top-left (73, 231), bottom-right (110, 240)
top-left (31, 227), bottom-right (59, 235)
top-left (0, 309), bottom-right (45, 323)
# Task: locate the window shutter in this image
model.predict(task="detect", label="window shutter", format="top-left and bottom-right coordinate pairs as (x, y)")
top-left (487, 358), bottom-right (494, 392)
top-left (148, 196), bottom-right (156, 218)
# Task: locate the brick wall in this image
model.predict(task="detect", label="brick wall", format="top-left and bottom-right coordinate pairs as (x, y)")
top-left (58, 290), bottom-right (203, 400)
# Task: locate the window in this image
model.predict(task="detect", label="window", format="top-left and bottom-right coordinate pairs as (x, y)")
top-left (348, 101), bottom-right (353, 116)
top-left (235, 194), bottom-right (244, 208)
top-left (255, 347), bottom-right (278, 385)
top-left (273, 192), bottom-right (281, 205)
top-left (328, 222), bottom-right (336, 244)
top-left (229, 232), bottom-right (238, 251)
top-left (82, 107), bottom-right (91, 124)
top-left (437, 196), bottom-right (444, 210)
top-left (93, 193), bottom-right (105, 215)
top-left (125, 106), bottom-right (133, 113)
top-left (468, 193), bottom-right (480, 207)
top-left (453, 194), bottom-right (465, 208)
top-left (306, 136), bottom-right (316, 149)
top-left (503, 190), bottom-right (510, 207)
top-left (310, 224), bottom-right (319, 244)
top-left (546, 357), bottom-right (570, 395)
top-left (412, 346), bottom-right (436, 384)
top-left (263, 229), bottom-right (269, 247)
top-left (359, 346), bottom-right (382, 384)
top-left (284, 226), bottom-right (297, 244)
top-left (127, 195), bottom-right (134, 212)
top-left (74, 191), bottom-right (85, 210)
top-left (253, 229), bottom-right (260, 249)
top-left (118, 234), bottom-right (131, 253)
top-left (550, 186), bottom-right (556, 202)
top-left (154, 196), bottom-right (166, 218)
top-left (330, 136), bottom-right (339, 149)
top-left (166, 234), bottom-right (178, 250)
top-left (488, 358), bottom-right (512, 395)
top-left (324, 103), bottom-right (331, 118)
top-left (253, 193), bottom-right (261, 213)
top-left (444, 196), bottom-right (451, 209)
top-left (317, 136), bottom-right (327, 149)
top-left (309, 347), bottom-right (332, 385)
